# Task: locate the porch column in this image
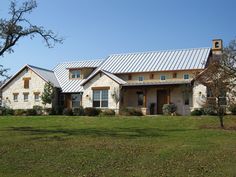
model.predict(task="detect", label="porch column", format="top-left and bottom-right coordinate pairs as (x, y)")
top-left (167, 88), bottom-right (171, 104)
top-left (143, 89), bottom-right (147, 108)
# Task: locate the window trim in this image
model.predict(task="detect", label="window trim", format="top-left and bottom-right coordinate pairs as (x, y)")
top-left (93, 89), bottom-right (109, 108)
top-left (69, 69), bottom-right (81, 79)
top-left (13, 93), bottom-right (19, 102)
top-left (34, 92), bottom-right (40, 102)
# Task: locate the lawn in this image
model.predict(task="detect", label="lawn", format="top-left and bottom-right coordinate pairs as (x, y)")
top-left (0, 116), bottom-right (235, 177)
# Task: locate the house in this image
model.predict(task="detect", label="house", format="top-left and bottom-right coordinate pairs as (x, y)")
top-left (0, 39), bottom-right (223, 115)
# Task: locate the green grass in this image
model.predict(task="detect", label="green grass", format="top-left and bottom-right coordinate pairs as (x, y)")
top-left (0, 115), bottom-right (235, 177)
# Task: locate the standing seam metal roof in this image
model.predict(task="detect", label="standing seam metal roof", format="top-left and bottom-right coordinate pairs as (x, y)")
top-left (98, 48), bottom-right (211, 73)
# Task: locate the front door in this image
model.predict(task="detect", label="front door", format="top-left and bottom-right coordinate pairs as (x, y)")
top-left (157, 90), bottom-right (168, 114)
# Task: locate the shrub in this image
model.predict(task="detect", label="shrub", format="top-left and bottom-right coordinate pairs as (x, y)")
top-left (63, 108), bottom-right (73, 116)
top-left (1, 107), bottom-right (14, 116)
top-left (84, 107), bottom-right (100, 116)
top-left (33, 105), bottom-right (43, 115)
top-left (26, 109), bottom-right (37, 116)
top-left (100, 109), bottom-right (115, 116)
top-left (55, 106), bottom-right (63, 115)
top-left (191, 109), bottom-right (204, 116)
top-left (119, 108), bottom-right (143, 116)
top-left (14, 109), bottom-right (26, 116)
top-left (229, 104), bottom-right (236, 115)
top-left (73, 107), bottom-right (84, 116)
top-left (162, 104), bottom-right (177, 115)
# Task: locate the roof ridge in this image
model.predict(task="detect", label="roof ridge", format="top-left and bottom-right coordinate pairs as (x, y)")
top-left (28, 64), bottom-right (54, 73)
top-left (56, 59), bottom-right (104, 64)
top-left (109, 47), bottom-right (211, 56)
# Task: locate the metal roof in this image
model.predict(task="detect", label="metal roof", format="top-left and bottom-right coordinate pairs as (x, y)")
top-left (28, 65), bottom-right (60, 87)
top-left (53, 60), bottom-right (104, 93)
top-left (98, 48), bottom-right (211, 73)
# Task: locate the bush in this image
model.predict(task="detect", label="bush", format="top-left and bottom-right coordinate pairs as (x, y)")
top-left (63, 108), bottom-right (73, 116)
top-left (2, 108), bottom-right (15, 115)
top-left (162, 104), bottom-right (177, 115)
top-left (73, 107), bottom-right (84, 116)
top-left (14, 109), bottom-right (26, 116)
top-left (100, 109), bottom-right (115, 116)
top-left (33, 105), bottom-right (43, 115)
top-left (55, 106), bottom-right (63, 115)
top-left (84, 107), bottom-right (100, 116)
top-left (119, 108), bottom-right (143, 116)
top-left (191, 109), bottom-right (204, 116)
top-left (229, 104), bottom-right (236, 115)
top-left (26, 109), bottom-right (37, 116)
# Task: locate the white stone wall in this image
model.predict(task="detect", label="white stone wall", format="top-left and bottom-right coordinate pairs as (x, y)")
top-left (2, 68), bottom-right (52, 109)
top-left (192, 81), bottom-right (207, 109)
top-left (82, 73), bottom-right (120, 111)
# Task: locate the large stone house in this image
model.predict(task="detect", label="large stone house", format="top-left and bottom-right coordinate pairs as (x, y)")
top-left (1, 39), bottom-right (223, 115)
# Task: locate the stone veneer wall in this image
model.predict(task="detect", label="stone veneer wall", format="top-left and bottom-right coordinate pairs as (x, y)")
top-left (2, 68), bottom-right (52, 109)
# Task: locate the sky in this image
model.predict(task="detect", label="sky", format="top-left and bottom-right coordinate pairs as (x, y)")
top-left (0, 0), bottom-right (236, 76)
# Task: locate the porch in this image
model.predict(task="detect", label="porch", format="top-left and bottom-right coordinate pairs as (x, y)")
top-left (120, 82), bottom-right (193, 115)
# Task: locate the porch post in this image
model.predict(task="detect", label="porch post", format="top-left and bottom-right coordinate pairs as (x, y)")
top-left (143, 89), bottom-right (147, 108)
top-left (167, 88), bottom-right (171, 104)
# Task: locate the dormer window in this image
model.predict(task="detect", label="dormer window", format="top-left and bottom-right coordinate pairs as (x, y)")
top-left (183, 74), bottom-right (189, 80)
top-left (138, 76), bottom-right (144, 82)
top-left (70, 70), bottom-right (81, 79)
top-left (160, 75), bottom-right (166, 80)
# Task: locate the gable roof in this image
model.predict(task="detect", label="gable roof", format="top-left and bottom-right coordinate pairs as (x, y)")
top-left (81, 69), bottom-right (127, 86)
top-left (97, 47), bottom-right (211, 74)
top-left (1, 64), bottom-right (60, 89)
top-left (53, 60), bottom-right (104, 93)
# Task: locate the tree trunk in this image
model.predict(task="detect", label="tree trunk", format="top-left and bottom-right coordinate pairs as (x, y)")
top-left (219, 115), bottom-right (224, 128)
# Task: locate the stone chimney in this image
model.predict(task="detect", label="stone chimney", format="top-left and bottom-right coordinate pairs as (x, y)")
top-left (212, 39), bottom-right (223, 55)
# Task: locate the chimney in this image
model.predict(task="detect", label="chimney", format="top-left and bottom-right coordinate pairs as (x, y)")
top-left (212, 39), bottom-right (223, 55)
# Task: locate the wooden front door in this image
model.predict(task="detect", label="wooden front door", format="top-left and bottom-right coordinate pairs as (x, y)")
top-left (157, 90), bottom-right (168, 114)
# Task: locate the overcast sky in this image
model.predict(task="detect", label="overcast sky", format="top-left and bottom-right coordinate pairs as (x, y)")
top-left (0, 0), bottom-right (235, 76)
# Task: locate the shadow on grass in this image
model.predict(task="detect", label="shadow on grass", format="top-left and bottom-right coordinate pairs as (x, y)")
top-left (6, 126), bottom-right (197, 141)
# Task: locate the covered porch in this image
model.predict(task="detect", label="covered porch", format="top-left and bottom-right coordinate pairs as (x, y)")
top-left (120, 81), bottom-right (193, 115)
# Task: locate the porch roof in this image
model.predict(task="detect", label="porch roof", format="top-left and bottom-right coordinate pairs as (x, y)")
top-left (122, 80), bottom-right (192, 87)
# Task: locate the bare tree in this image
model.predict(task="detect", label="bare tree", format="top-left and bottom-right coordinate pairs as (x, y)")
top-left (196, 50), bottom-right (236, 128)
top-left (0, 0), bottom-right (63, 57)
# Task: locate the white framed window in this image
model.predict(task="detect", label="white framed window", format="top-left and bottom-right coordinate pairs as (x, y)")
top-left (23, 93), bottom-right (29, 102)
top-left (70, 70), bottom-right (81, 79)
top-left (13, 93), bottom-right (18, 102)
top-left (183, 74), bottom-right (189, 80)
top-left (138, 76), bottom-right (144, 82)
top-left (34, 93), bottom-right (40, 102)
top-left (71, 94), bottom-right (82, 108)
top-left (160, 75), bottom-right (166, 80)
top-left (93, 90), bottom-right (108, 108)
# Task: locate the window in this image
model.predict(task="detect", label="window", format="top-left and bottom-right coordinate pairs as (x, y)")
top-left (71, 94), bottom-right (81, 108)
top-left (138, 76), bottom-right (144, 82)
top-left (183, 74), bottom-right (189, 80)
top-left (128, 74), bottom-right (132, 80)
top-left (173, 73), bottom-right (177, 78)
top-left (150, 74), bottom-right (154, 79)
top-left (137, 92), bottom-right (144, 106)
top-left (34, 93), bottom-right (40, 102)
top-left (23, 78), bottom-right (30, 89)
top-left (13, 93), bottom-right (18, 102)
top-left (183, 92), bottom-right (190, 105)
top-left (23, 93), bottom-right (29, 102)
top-left (70, 70), bottom-right (81, 79)
top-left (59, 94), bottom-right (65, 106)
top-left (93, 90), bottom-right (108, 108)
top-left (160, 75), bottom-right (166, 80)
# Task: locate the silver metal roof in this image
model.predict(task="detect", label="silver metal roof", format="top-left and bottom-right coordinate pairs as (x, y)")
top-left (53, 60), bottom-right (104, 93)
top-left (28, 65), bottom-right (60, 87)
top-left (98, 48), bottom-right (211, 73)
